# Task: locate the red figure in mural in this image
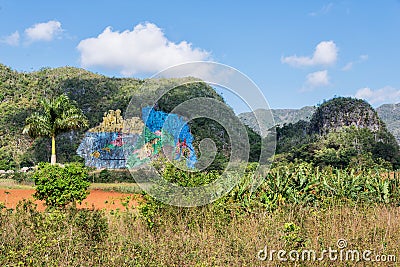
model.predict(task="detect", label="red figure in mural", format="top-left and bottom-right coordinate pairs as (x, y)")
top-left (110, 133), bottom-right (124, 147)
top-left (176, 138), bottom-right (190, 158)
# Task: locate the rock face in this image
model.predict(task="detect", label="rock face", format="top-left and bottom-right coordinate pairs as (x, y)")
top-left (238, 106), bottom-right (315, 135)
top-left (376, 103), bottom-right (400, 144)
top-left (237, 109), bottom-right (275, 137)
top-left (239, 98), bottom-right (400, 145)
top-left (309, 97), bottom-right (383, 135)
top-left (272, 106), bottom-right (316, 126)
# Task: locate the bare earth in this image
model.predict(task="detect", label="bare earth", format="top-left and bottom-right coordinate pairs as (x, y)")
top-left (0, 189), bottom-right (141, 211)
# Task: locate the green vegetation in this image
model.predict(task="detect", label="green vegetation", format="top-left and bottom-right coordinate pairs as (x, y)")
top-left (377, 103), bottom-right (400, 144)
top-left (88, 169), bottom-right (136, 183)
top-left (0, 202), bottom-right (109, 266)
top-left (2, 64), bottom-right (400, 266)
top-left (0, 64), bottom-right (262, 170)
top-left (140, 162), bottom-right (400, 224)
top-left (89, 182), bottom-right (141, 194)
top-left (0, 178), bottom-right (33, 189)
top-left (1, 164), bottom-right (400, 265)
top-left (33, 162), bottom-right (90, 208)
top-left (276, 97), bottom-right (400, 169)
top-left (0, 64), bottom-right (141, 168)
top-left (23, 94), bottom-right (89, 164)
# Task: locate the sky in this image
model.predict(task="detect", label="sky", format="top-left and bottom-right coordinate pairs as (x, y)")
top-left (0, 0), bottom-right (400, 112)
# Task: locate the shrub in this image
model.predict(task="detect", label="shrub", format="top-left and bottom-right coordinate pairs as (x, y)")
top-left (88, 169), bottom-right (136, 183)
top-left (0, 149), bottom-right (16, 170)
top-left (33, 162), bottom-right (90, 208)
top-left (0, 199), bottom-right (109, 266)
top-left (7, 171), bottom-right (34, 184)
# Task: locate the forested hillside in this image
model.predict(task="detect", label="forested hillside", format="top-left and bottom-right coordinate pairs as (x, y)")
top-left (240, 101), bottom-right (400, 144)
top-left (274, 97), bottom-right (400, 169)
top-left (0, 64), bottom-right (142, 169)
top-left (377, 103), bottom-right (400, 144)
top-left (0, 63), bottom-right (261, 170)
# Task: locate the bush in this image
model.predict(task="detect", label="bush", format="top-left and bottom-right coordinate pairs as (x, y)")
top-left (139, 159), bottom-right (250, 229)
top-left (0, 149), bottom-right (16, 170)
top-left (6, 171), bottom-right (34, 184)
top-left (88, 169), bottom-right (136, 183)
top-left (0, 199), bottom-right (109, 266)
top-left (33, 162), bottom-right (90, 208)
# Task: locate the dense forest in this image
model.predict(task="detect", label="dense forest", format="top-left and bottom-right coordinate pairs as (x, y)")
top-left (0, 64), bottom-right (262, 170)
top-left (0, 64), bottom-right (139, 169)
top-left (274, 97), bottom-right (400, 169)
top-left (2, 66), bottom-right (400, 266)
top-left (240, 101), bottom-right (400, 144)
top-left (1, 63), bottom-right (399, 171)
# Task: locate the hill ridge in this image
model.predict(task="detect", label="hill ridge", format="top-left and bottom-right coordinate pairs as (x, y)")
top-left (239, 102), bottom-right (400, 144)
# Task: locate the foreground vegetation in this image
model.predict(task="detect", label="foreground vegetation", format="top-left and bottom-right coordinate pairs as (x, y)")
top-left (1, 200), bottom-right (399, 266)
top-left (0, 162), bottom-right (400, 266)
top-left (0, 64), bottom-right (263, 170)
top-left (2, 65), bottom-right (400, 266)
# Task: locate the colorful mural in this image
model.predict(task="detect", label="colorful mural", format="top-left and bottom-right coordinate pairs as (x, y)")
top-left (140, 107), bottom-right (197, 167)
top-left (77, 108), bottom-right (197, 169)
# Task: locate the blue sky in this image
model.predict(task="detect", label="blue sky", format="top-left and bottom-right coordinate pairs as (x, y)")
top-left (1, 1), bottom-right (400, 111)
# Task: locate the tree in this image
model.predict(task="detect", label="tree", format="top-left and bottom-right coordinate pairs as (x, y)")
top-left (33, 162), bottom-right (90, 208)
top-left (23, 94), bottom-right (89, 165)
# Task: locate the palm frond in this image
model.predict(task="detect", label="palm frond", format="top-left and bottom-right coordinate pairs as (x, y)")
top-left (24, 93), bottom-right (89, 137)
top-left (53, 94), bottom-right (72, 113)
top-left (54, 113), bottom-right (89, 133)
top-left (23, 112), bottom-right (52, 138)
top-left (40, 98), bottom-right (52, 115)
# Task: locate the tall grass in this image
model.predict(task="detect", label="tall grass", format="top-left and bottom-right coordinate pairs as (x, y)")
top-left (1, 202), bottom-right (399, 266)
top-left (1, 163), bottom-right (400, 266)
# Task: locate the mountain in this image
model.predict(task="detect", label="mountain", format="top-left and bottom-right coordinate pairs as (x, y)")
top-left (271, 106), bottom-right (316, 125)
top-left (238, 106), bottom-right (315, 131)
top-left (376, 103), bottom-right (400, 145)
top-left (2, 62), bottom-right (399, 170)
top-left (0, 63), bottom-right (262, 170)
top-left (240, 102), bottom-right (400, 144)
top-left (273, 97), bottom-right (400, 169)
top-left (309, 97), bottom-right (383, 135)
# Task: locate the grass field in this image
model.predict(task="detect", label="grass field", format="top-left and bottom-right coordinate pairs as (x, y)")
top-left (0, 178), bottom-right (142, 193)
top-left (1, 166), bottom-right (400, 266)
top-left (0, 200), bottom-right (399, 266)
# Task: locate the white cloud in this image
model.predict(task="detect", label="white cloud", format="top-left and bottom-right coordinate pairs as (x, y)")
top-left (303, 70), bottom-right (330, 90)
top-left (77, 22), bottom-right (211, 76)
top-left (342, 54), bottom-right (368, 71)
top-left (1, 31), bottom-right (20, 46)
top-left (281, 41), bottom-right (338, 67)
top-left (25, 20), bottom-right (63, 42)
top-left (309, 3), bottom-right (334, 16)
top-left (355, 86), bottom-right (400, 105)
top-left (359, 54), bottom-right (368, 61)
top-left (341, 62), bottom-right (353, 71)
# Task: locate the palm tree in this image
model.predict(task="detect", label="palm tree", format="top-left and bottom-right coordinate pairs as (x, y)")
top-left (23, 94), bottom-right (89, 165)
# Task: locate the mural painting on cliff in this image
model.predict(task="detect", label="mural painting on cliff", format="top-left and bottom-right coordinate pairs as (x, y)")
top-left (77, 108), bottom-right (197, 169)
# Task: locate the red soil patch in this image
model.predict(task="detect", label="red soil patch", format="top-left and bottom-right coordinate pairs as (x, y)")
top-left (0, 189), bottom-right (141, 211)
